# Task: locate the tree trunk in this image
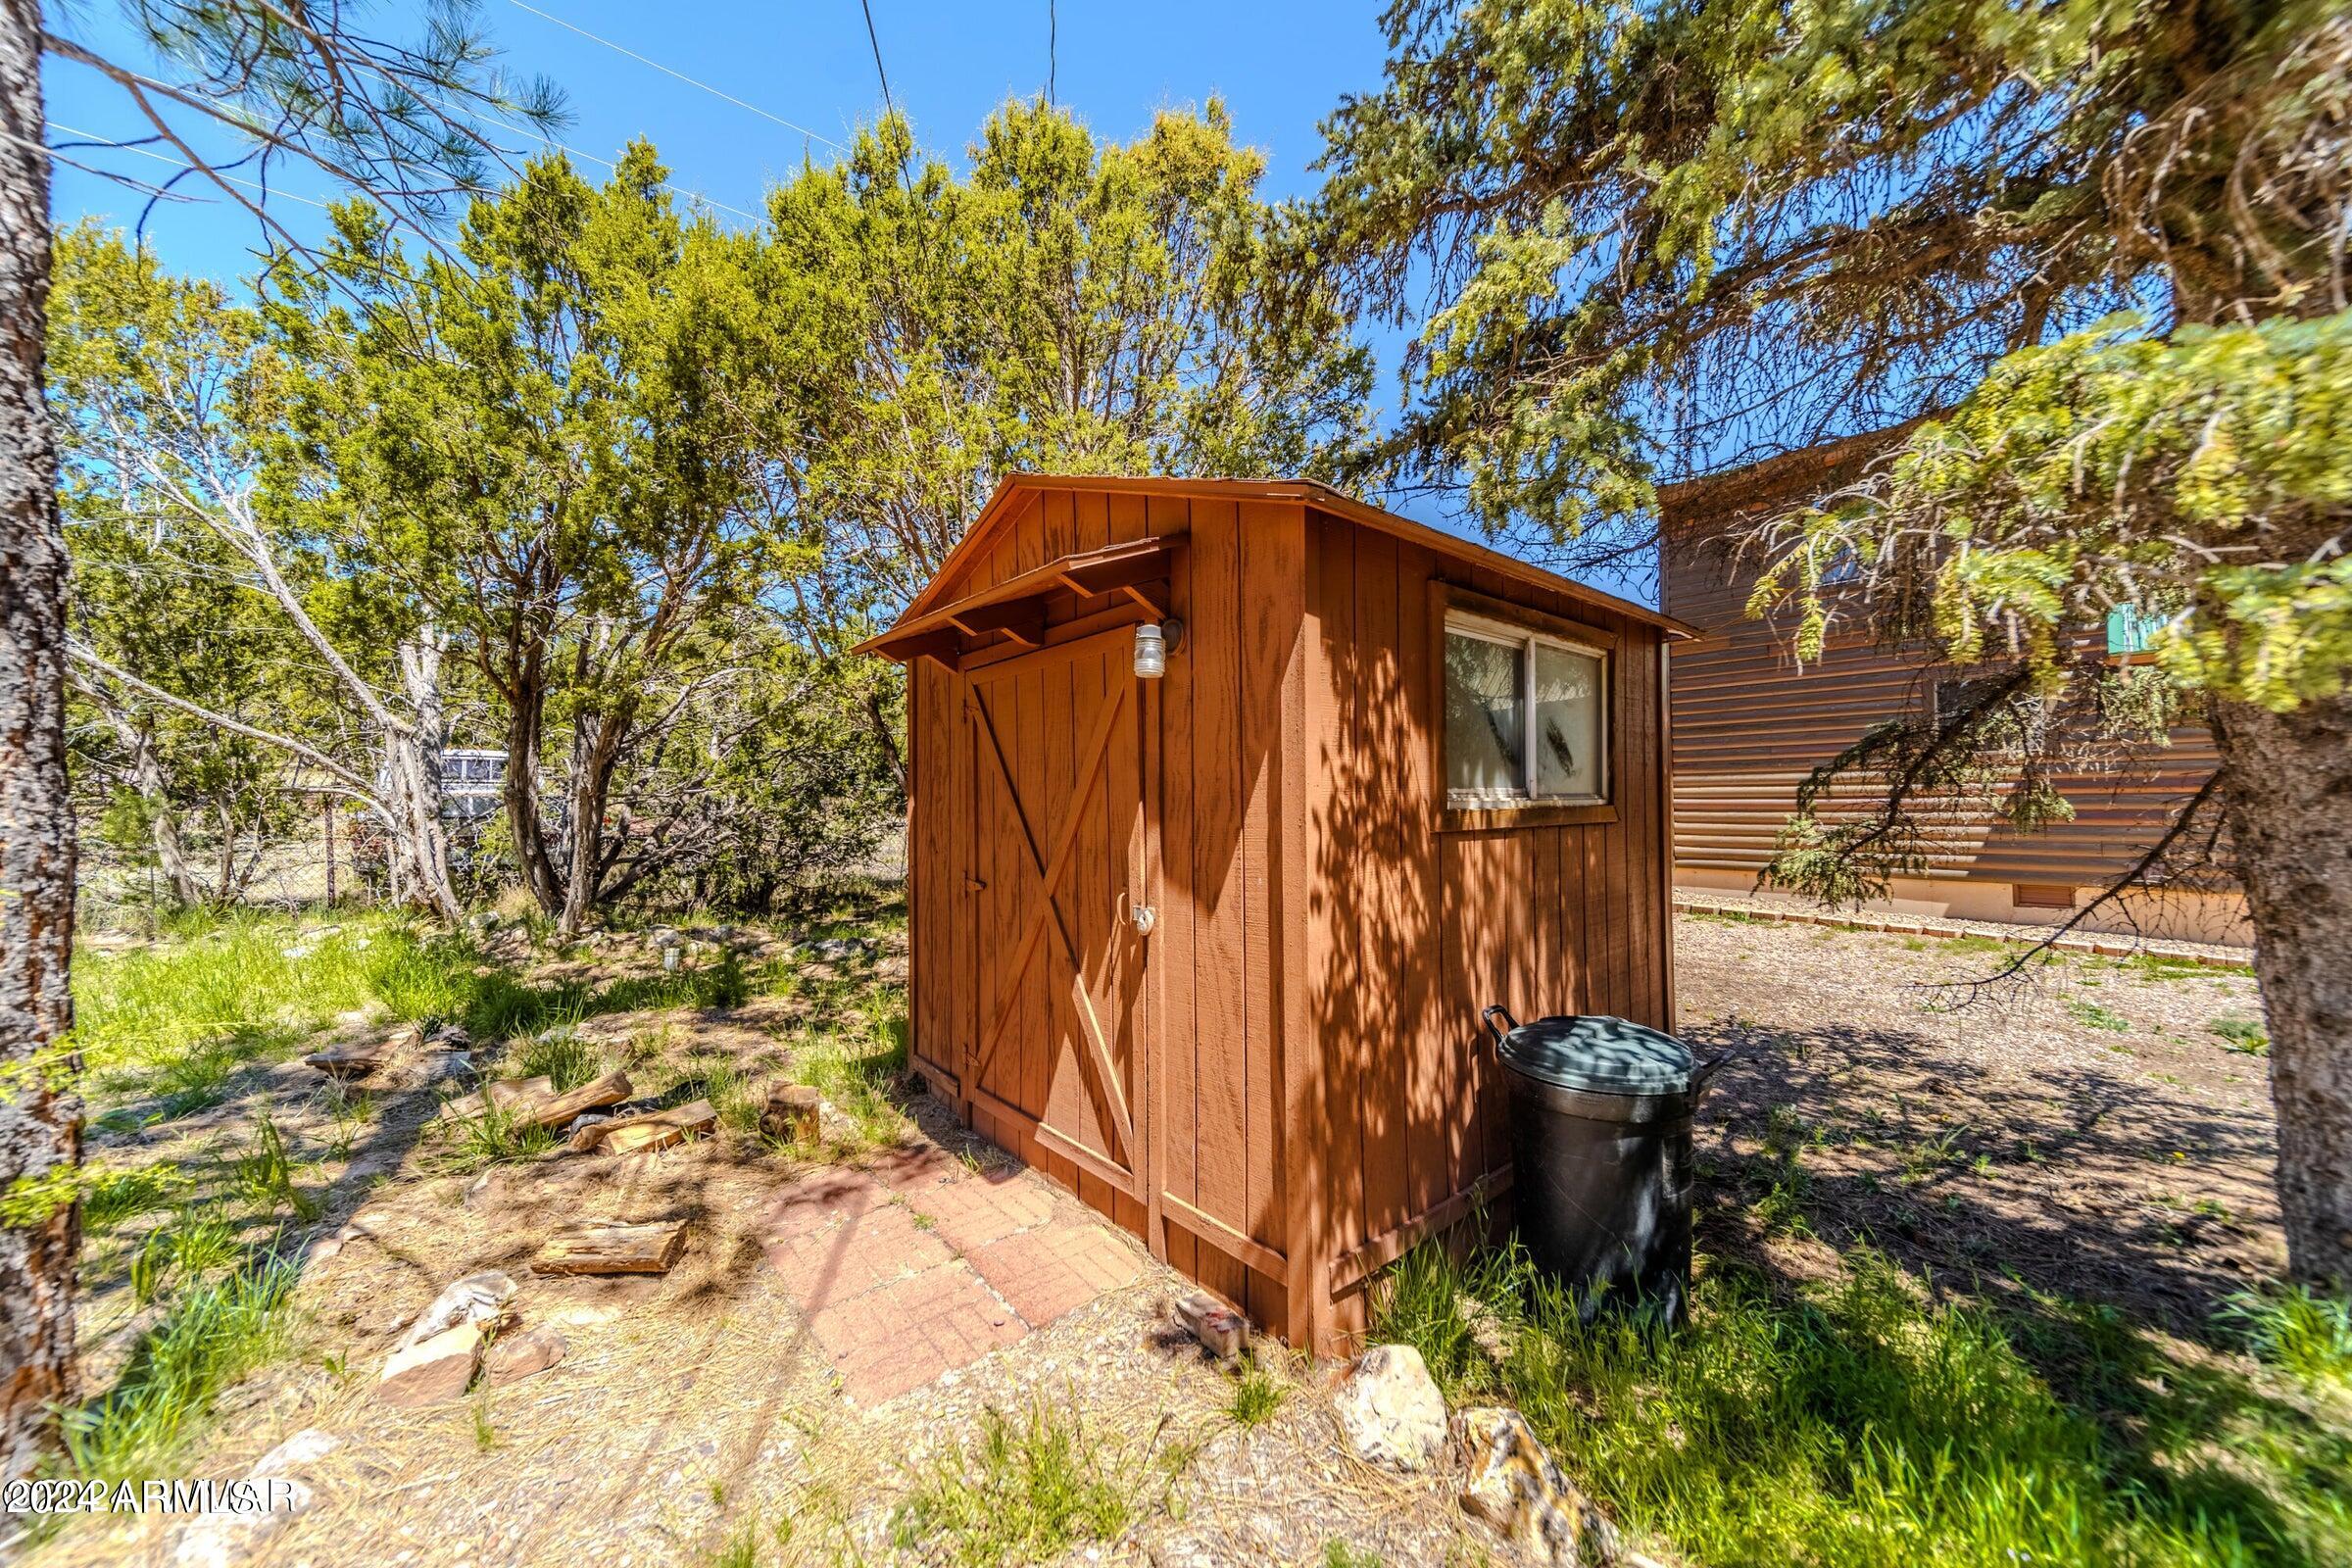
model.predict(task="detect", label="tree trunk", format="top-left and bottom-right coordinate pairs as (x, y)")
top-left (501, 669), bottom-right (564, 916)
top-left (2213, 692), bottom-right (2352, 1287)
top-left (388, 625), bottom-right (460, 921)
top-left (557, 709), bottom-right (626, 939)
top-left (0, 0), bottom-right (81, 1478)
top-left (98, 708), bottom-right (198, 906)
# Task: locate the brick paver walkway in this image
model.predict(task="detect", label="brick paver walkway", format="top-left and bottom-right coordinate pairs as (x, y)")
top-left (759, 1144), bottom-right (1145, 1403)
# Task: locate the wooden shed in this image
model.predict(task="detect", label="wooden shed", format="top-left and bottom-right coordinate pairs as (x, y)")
top-left (857, 475), bottom-right (1690, 1353)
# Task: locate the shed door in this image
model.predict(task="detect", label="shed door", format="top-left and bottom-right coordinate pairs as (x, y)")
top-left (964, 637), bottom-right (1151, 1194)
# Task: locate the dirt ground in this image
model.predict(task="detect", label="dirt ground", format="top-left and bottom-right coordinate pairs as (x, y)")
top-left (30, 912), bottom-right (2285, 1568)
top-left (1676, 913), bottom-right (2279, 1327)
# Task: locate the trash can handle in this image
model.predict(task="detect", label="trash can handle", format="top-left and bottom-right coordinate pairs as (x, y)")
top-left (1481, 1005), bottom-right (1519, 1052)
top-left (1690, 1054), bottom-right (1731, 1101)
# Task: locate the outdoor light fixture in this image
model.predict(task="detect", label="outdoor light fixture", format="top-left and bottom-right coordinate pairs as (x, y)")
top-left (1133, 618), bottom-right (1182, 678)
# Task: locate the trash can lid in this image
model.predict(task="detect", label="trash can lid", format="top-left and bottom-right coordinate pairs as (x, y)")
top-left (1494, 1014), bottom-right (1696, 1097)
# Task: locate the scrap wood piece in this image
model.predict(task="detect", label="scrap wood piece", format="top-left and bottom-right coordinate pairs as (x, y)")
top-left (571, 1098), bottom-right (717, 1155)
top-left (532, 1219), bottom-right (688, 1276)
top-left (519, 1069), bottom-right (632, 1131)
top-left (304, 1041), bottom-right (389, 1078)
top-left (439, 1075), bottom-right (554, 1124)
top-left (760, 1082), bottom-right (819, 1143)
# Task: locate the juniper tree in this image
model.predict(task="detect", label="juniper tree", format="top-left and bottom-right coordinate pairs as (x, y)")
top-left (1313, 1), bottom-right (2352, 1280)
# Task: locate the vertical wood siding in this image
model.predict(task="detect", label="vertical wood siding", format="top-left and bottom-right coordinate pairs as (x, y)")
top-left (903, 483), bottom-right (1673, 1354)
top-left (1302, 509), bottom-right (1674, 1346)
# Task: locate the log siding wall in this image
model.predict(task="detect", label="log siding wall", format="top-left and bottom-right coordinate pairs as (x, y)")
top-left (1664, 519), bottom-right (2228, 895)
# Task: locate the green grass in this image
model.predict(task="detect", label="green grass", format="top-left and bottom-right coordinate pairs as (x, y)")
top-left (1229, 1358), bottom-right (1285, 1426)
top-left (428, 1094), bottom-right (559, 1174)
top-left (2211, 1016), bottom-right (2271, 1054)
top-left (2064, 997), bottom-right (2133, 1033)
top-left (1373, 1238), bottom-right (2352, 1568)
top-left (895, 1403), bottom-right (1134, 1568)
top-left (1322, 1544), bottom-right (1385, 1568)
top-left (512, 1029), bottom-right (605, 1093)
top-left (74, 912), bottom-right (433, 1114)
top-left (60, 1255), bottom-right (299, 1483)
top-left (2217, 1285), bottom-right (2352, 1387)
top-left (231, 1114), bottom-right (320, 1221)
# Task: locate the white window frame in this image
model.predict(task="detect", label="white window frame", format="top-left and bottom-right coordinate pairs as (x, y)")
top-left (1443, 611), bottom-right (1611, 810)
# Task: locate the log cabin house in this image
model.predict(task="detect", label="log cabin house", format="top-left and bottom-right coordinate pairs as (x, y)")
top-left (857, 474), bottom-right (1690, 1352)
top-left (1659, 435), bottom-right (2246, 945)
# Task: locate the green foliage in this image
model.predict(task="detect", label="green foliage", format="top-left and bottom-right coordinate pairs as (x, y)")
top-left (1229, 1357), bottom-right (1285, 1426)
top-left (895, 1402), bottom-right (1134, 1568)
top-left (1373, 1239), bottom-right (2352, 1567)
top-left (2217, 1285), bottom-right (2352, 1387)
top-left (61, 1256), bottom-right (299, 1484)
top-left (73, 912), bottom-right (416, 1111)
top-left (232, 1114), bottom-right (319, 1222)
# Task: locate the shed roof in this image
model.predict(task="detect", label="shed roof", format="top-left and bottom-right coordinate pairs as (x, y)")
top-left (860, 473), bottom-right (1695, 660)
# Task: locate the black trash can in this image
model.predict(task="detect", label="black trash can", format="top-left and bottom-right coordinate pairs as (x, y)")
top-left (1481, 1007), bottom-right (1719, 1322)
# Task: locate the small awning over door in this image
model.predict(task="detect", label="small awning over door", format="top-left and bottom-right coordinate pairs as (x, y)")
top-left (853, 532), bottom-right (1183, 664)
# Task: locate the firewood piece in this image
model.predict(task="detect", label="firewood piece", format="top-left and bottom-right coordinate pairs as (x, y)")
top-left (596, 1099), bottom-right (718, 1156)
top-left (304, 1041), bottom-right (387, 1078)
top-left (517, 1069), bottom-right (632, 1132)
top-left (532, 1220), bottom-right (687, 1276)
top-left (439, 1075), bottom-right (554, 1124)
top-left (760, 1083), bottom-right (820, 1143)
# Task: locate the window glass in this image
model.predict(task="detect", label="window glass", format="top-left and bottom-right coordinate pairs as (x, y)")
top-left (1444, 630), bottom-right (1525, 797)
top-left (1531, 643), bottom-right (1604, 800)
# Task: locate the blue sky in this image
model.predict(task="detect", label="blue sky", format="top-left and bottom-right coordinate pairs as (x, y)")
top-left (45, 0), bottom-right (1394, 286)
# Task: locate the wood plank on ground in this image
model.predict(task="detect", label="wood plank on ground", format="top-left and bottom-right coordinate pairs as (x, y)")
top-left (532, 1219), bottom-right (688, 1276)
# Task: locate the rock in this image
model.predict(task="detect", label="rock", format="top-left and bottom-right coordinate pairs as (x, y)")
top-left (166, 1479), bottom-right (315, 1567)
top-left (398, 1269), bottom-right (517, 1348)
top-left (1333, 1344), bottom-right (1447, 1471)
top-left (377, 1324), bottom-right (484, 1407)
top-left (1454, 1406), bottom-right (1621, 1566)
top-left (565, 1110), bottom-right (613, 1138)
top-left (483, 1327), bottom-right (566, 1383)
top-left (1174, 1292), bottom-right (1249, 1362)
top-left (251, 1428), bottom-right (340, 1478)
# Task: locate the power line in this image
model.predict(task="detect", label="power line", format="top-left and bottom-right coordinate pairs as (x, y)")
top-left (858, 0), bottom-right (897, 120)
top-left (44, 122), bottom-right (334, 208)
top-left (1048, 1), bottom-right (1056, 106)
top-left (504, 0), bottom-right (846, 152)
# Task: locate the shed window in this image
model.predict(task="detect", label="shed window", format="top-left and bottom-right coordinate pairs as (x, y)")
top-left (1444, 614), bottom-right (1608, 808)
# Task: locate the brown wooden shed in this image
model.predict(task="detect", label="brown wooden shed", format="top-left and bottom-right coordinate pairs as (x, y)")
top-left (858, 474), bottom-right (1691, 1353)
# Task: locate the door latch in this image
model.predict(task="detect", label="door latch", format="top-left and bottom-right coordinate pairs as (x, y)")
top-left (1130, 904), bottom-right (1157, 936)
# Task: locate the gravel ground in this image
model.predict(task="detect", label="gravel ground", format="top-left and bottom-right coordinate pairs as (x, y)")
top-left (1676, 911), bottom-right (2281, 1324)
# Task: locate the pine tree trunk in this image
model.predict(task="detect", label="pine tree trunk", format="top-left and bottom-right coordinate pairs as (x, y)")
top-left (2214, 692), bottom-right (2352, 1287)
top-left (0, 0), bottom-right (81, 1478)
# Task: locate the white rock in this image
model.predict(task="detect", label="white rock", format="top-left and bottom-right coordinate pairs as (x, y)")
top-left (1333, 1344), bottom-right (1447, 1471)
top-left (398, 1270), bottom-right (517, 1348)
top-left (250, 1427), bottom-right (340, 1478)
top-left (166, 1478), bottom-right (314, 1567)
